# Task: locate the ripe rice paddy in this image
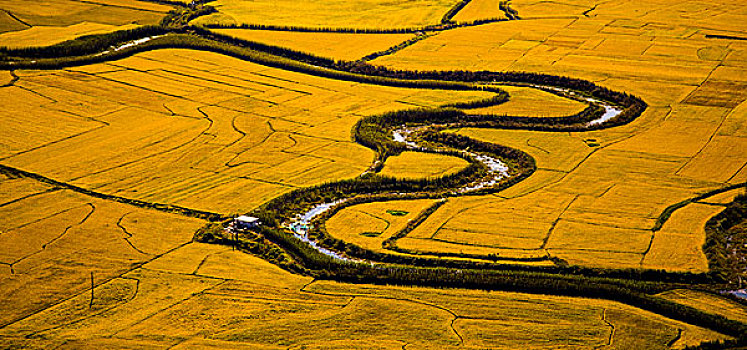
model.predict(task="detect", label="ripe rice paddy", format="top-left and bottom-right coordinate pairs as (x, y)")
top-left (0, 0), bottom-right (745, 348)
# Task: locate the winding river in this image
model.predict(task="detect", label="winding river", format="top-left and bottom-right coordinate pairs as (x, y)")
top-left (283, 85), bottom-right (623, 262)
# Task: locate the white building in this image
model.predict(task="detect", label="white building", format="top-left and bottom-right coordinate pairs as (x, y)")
top-left (234, 215), bottom-right (260, 230)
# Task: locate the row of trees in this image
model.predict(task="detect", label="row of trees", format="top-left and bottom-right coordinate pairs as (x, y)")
top-left (359, 33), bottom-right (432, 62)
top-left (499, 1), bottom-right (521, 20)
top-left (704, 191), bottom-right (747, 286)
top-left (160, 4), bottom-right (216, 28)
top-left (441, 0), bottom-right (473, 23)
top-left (0, 26), bottom-right (169, 59)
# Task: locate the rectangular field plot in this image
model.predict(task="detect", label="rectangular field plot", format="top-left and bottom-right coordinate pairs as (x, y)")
top-left (0, 0), bottom-right (168, 28)
top-left (0, 22), bottom-right (137, 48)
top-left (432, 228), bottom-right (545, 250)
top-left (549, 249), bottom-right (644, 269)
top-left (545, 220), bottom-right (652, 253)
top-left (608, 105), bottom-right (729, 158)
top-left (642, 232), bottom-right (708, 272)
top-left (678, 136), bottom-right (747, 183)
top-left (432, 191), bottom-right (578, 250)
top-left (396, 237), bottom-right (551, 262)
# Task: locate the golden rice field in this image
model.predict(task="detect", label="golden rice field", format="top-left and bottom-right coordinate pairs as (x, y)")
top-left (0, 22), bottom-right (139, 48)
top-left (325, 198), bottom-right (440, 252)
top-left (380, 151), bottom-right (470, 179)
top-left (0, 48), bottom-right (491, 214)
top-left (368, 0), bottom-right (747, 272)
top-left (0, 0), bottom-right (168, 29)
top-left (0, 231), bottom-right (731, 349)
top-left (192, 0), bottom-right (462, 29)
top-left (0, 0), bottom-right (746, 348)
top-left (466, 85), bottom-right (589, 117)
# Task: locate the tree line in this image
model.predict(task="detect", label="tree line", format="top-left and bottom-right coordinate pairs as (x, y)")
top-left (441, 0), bottom-right (473, 24)
top-left (704, 191), bottom-right (747, 286)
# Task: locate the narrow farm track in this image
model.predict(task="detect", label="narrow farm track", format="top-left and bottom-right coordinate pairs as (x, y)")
top-left (2, 25), bottom-right (747, 343)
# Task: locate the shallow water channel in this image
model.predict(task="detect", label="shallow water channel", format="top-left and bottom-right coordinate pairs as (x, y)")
top-left (283, 85), bottom-right (621, 261)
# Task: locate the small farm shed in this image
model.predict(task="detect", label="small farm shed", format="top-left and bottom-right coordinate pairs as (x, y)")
top-left (234, 215), bottom-right (260, 229)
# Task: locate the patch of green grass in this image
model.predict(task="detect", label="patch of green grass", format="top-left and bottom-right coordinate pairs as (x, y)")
top-left (386, 210), bottom-right (409, 216)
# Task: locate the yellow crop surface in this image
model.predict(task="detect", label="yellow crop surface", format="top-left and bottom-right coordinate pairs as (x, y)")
top-left (213, 29), bottom-right (414, 61)
top-left (380, 151), bottom-right (469, 179)
top-left (510, 0), bottom-right (596, 18)
top-left (325, 199), bottom-right (440, 252)
top-left (0, 49), bottom-right (492, 214)
top-left (369, 0), bottom-right (746, 273)
top-left (467, 85), bottom-right (588, 117)
top-left (193, 0), bottom-right (461, 29)
top-left (0, 0), bottom-right (169, 28)
top-left (659, 289), bottom-right (747, 324)
top-left (0, 179), bottom-right (205, 328)
top-left (1, 0), bottom-right (746, 346)
top-left (640, 203), bottom-right (724, 272)
top-left (456, 127), bottom-right (592, 172)
top-left (372, 19), bottom-right (577, 71)
top-left (0, 22), bottom-right (138, 48)
top-left (0, 227), bottom-right (729, 348)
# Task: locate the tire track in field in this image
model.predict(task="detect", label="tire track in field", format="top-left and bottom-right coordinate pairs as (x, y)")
top-left (42, 203), bottom-right (95, 249)
top-left (21, 276), bottom-right (142, 339)
top-left (0, 236), bottom-right (197, 329)
top-left (116, 212), bottom-right (150, 256)
top-left (7, 203), bottom-right (96, 271)
top-left (594, 308), bottom-right (615, 349)
top-left (62, 103), bottom-right (215, 185)
top-left (540, 194), bottom-right (579, 249)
